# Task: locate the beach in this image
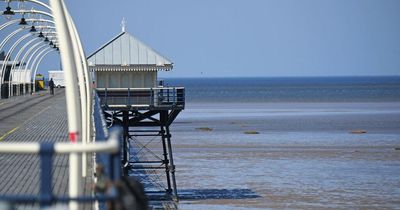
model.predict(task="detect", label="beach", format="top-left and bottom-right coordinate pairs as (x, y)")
top-left (172, 102), bottom-right (400, 209)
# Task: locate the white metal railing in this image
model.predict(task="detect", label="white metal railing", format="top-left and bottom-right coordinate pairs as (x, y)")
top-left (96, 87), bottom-right (185, 109)
top-left (0, 128), bottom-right (121, 208)
top-left (0, 134), bottom-right (118, 154)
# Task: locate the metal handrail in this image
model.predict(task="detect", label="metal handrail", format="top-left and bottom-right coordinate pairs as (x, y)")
top-left (96, 87), bottom-right (184, 91)
top-left (0, 128), bottom-right (122, 208)
top-left (96, 87), bottom-right (185, 109)
top-left (0, 128), bottom-right (120, 154)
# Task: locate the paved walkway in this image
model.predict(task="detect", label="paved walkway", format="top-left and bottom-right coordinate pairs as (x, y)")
top-left (0, 89), bottom-right (94, 209)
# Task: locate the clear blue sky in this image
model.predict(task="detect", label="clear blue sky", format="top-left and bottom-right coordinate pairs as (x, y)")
top-left (35, 0), bottom-right (400, 77)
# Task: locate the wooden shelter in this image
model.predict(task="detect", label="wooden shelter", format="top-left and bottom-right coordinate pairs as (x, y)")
top-left (87, 31), bottom-right (173, 89)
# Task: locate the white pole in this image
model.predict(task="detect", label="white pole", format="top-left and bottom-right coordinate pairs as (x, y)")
top-left (66, 11), bottom-right (92, 177)
top-left (64, 12), bottom-right (87, 178)
top-left (49, 0), bottom-right (82, 209)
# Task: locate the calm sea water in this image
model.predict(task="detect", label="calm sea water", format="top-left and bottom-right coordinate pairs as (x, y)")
top-left (137, 77), bottom-right (400, 209)
top-left (164, 76), bottom-right (400, 103)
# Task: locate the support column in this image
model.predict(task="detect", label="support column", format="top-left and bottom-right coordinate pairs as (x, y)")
top-left (160, 126), bottom-right (172, 194)
top-left (165, 126), bottom-right (178, 201)
top-left (122, 110), bottom-right (129, 176)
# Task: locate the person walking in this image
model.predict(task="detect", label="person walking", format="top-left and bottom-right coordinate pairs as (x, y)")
top-left (49, 78), bottom-right (55, 95)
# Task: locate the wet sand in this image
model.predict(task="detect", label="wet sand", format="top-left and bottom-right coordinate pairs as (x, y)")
top-left (170, 102), bottom-right (400, 209)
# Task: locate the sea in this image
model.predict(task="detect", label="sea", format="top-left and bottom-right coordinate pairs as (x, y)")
top-left (163, 76), bottom-right (400, 103)
top-left (144, 77), bottom-right (400, 209)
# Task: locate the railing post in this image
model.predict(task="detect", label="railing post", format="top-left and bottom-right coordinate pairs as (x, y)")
top-left (105, 88), bottom-right (108, 107)
top-left (183, 88), bottom-right (186, 107)
top-left (167, 88), bottom-right (170, 103)
top-left (127, 87), bottom-right (130, 106)
top-left (39, 143), bottom-right (54, 208)
top-left (173, 87), bottom-right (176, 105)
top-left (150, 88), bottom-right (154, 106)
top-left (122, 111), bottom-right (129, 176)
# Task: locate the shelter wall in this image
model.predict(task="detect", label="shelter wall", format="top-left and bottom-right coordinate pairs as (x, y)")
top-left (95, 71), bottom-right (156, 88)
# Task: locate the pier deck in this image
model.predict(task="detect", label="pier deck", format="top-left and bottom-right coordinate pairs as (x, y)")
top-left (0, 89), bottom-right (94, 209)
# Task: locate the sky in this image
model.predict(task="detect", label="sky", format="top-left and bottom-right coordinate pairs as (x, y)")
top-left (3, 0), bottom-right (400, 77)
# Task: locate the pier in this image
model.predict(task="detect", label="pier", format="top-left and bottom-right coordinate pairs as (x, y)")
top-left (0, 88), bottom-right (183, 209)
top-left (0, 90), bottom-right (96, 209)
top-left (0, 0), bottom-right (184, 209)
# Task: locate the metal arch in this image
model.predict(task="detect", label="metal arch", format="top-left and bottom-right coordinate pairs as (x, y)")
top-left (19, 43), bottom-right (48, 94)
top-left (1, 33), bottom-right (33, 84)
top-left (6, 1), bottom-right (89, 208)
top-left (0, 27), bottom-right (54, 83)
top-left (11, 37), bottom-right (39, 71)
top-left (14, 45), bottom-right (51, 95)
top-left (11, 29), bottom-right (55, 94)
top-left (0, 28), bottom-right (24, 53)
top-left (11, 37), bottom-right (40, 94)
top-left (29, 46), bottom-right (52, 73)
top-left (0, 19), bottom-right (56, 79)
top-left (18, 42), bottom-right (47, 72)
top-left (65, 10), bottom-right (91, 177)
top-left (49, 1), bottom-right (84, 207)
top-left (7, 0), bottom-right (52, 11)
top-left (24, 42), bottom-right (50, 68)
top-left (33, 49), bottom-right (56, 80)
top-left (0, 28), bottom-right (24, 95)
top-left (68, 13), bottom-right (93, 141)
top-left (0, 27), bottom-right (56, 84)
top-left (18, 29), bottom-right (58, 74)
top-left (25, 44), bottom-right (49, 82)
top-left (14, 9), bottom-right (52, 18)
top-left (24, 0), bottom-right (52, 11)
top-left (0, 19), bottom-right (56, 55)
top-left (0, 18), bottom-right (55, 31)
top-left (3, 33), bottom-right (40, 96)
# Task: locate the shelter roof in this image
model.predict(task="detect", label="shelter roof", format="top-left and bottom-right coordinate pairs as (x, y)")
top-left (87, 32), bottom-right (173, 71)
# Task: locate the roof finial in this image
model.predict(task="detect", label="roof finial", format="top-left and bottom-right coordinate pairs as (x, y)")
top-left (121, 17), bottom-right (127, 32)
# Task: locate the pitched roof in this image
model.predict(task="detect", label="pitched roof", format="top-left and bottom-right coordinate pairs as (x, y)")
top-left (87, 32), bottom-right (173, 71)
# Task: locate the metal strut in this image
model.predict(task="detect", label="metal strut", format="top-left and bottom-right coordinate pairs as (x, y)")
top-left (165, 126), bottom-right (178, 201)
top-left (122, 110), bottom-right (129, 175)
top-left (160, 127), bottom-right (172, 194)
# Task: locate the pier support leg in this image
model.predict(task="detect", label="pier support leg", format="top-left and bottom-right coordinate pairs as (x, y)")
top-left (165, 126), bottom-right (178, 201)
top-left (160, 126), bottom-right (172, 194)
top-left (123, 111), bottom-right (129, 176)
